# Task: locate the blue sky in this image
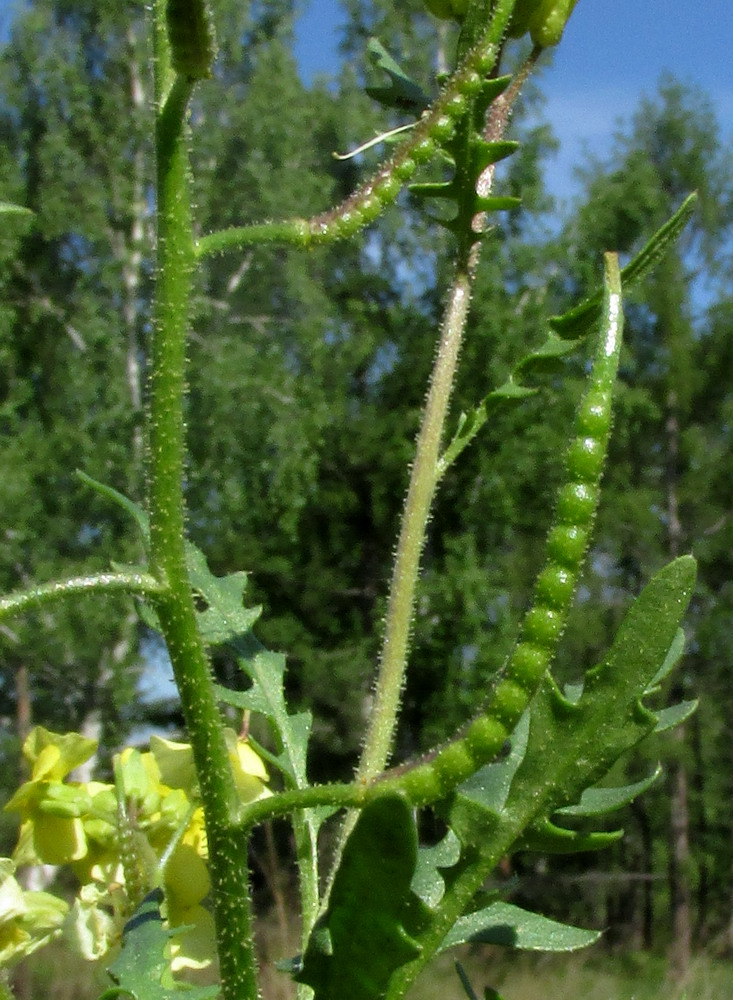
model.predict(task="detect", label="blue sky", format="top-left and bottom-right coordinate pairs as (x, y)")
top-left (294, 0), bottom-right (733, 203)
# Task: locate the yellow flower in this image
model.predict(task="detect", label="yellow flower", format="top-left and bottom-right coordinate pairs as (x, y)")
top-left (161, 808), bottom-right (214, 973)
top-left (224, 730), bottom-right (271, 804)
top-left (148, 735), bottom-right (198, 795)
top-left (4, 727), bottom-right (98, 866)
top-left (0, 858), bottom-right (67, 967)
top-left (164, 808), bottom-right (210, 911)
top-left (150, 729), bottom-right (271, 804)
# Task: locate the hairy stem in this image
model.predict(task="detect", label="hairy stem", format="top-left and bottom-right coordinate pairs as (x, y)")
top-left (359, 261), bottom-right (474, 784)
top-left (149, 6), bottom-right (257, 995)
top-left (356, 0), bottom-right (528, 802)
top-left (0, 572), bottom-right (163, 621)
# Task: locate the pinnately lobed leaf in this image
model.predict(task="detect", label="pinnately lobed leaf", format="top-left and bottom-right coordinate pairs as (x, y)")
top-left (369, 253), bottom-right (624, 807)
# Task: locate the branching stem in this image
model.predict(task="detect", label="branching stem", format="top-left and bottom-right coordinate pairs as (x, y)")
top-left (0, 572), bottom-right (163, 622)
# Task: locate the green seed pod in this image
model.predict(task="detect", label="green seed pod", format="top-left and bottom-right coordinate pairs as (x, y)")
top-left (423, 0), bottom-right (468, 21)
top-left (167, 0), bottom-right (216, 80)
top-left (431, 740), bottom-right (476, 789)
top-left (394, 158), bottom-right (417, 182)
top-left (555, 481), bottom-right (597, 526)
top-left (398, 763), bottom-right (444, 806)
top-left (507, 643), bottom-right (549, 690)
top-left (523, 606), bottom-right (564, 646)
top-left (464, 715), bottom-right (508, 758)
top-left (546, 524), bottom-right (589, 568)
top-left (377, 255), bottom-right (623, 810)
top-left (431, 115), bottom-right (456, 144)
top-left (507, 0), bottom-right (541, 38)
top-left (508, 0), bottom-right (579, 46)
top-left (492, 678), bottom-right (532, 726)
top-left (412, 136), bottom-right (437, 164)
top-left (528, 0), bottom-right (580, 47)
top-left (535, 566), bottom-right (576, 609)
top-left (566, 435), bottom-right (606, 481)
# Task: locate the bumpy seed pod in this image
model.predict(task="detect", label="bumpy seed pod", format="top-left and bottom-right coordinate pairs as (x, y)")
top-left (368, 253), bottom-right (624, 807)
top-left (508, 0), bottom-right (579, 46)
top-left (167, 0), bottom-right (216, 80)
top-left (527, 0), bottom-right (579, 47)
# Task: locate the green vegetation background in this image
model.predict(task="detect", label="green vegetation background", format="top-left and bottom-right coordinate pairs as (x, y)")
top-left (1, 0), bottom-right (732, 983)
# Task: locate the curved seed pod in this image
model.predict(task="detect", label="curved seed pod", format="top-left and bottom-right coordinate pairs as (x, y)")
top-left (370, 253), bottom-right (624, 806)
top-left (167, 0), bottom-right (216, 80)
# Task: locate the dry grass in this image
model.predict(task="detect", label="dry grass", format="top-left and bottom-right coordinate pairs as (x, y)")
top-left (410, 948), bottom-right (733, 1000)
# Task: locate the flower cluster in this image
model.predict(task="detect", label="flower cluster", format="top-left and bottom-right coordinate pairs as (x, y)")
top-left (2, 726), bottom-right (270, 972)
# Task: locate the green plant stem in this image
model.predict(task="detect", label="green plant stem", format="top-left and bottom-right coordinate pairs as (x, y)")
top-left (196, 219), bottom-right (312, 256)
top-left (357, 0), bottom-right (525, 794)
top-left (238, 780), bottom-right (365, 830)
top-left (292, 813), bottom-right (320, 956)
top-left (358, 260), bottom-right (474, 785)
top-left (149, 16), bottom-right (258, 996)
top-left (0, 571), bottom-right (163, 621)
top-left (386, 829), bottom-right (522, 1000)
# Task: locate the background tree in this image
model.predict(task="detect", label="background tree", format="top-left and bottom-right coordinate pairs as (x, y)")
top-left (0, 0), bottom-right (153, 815)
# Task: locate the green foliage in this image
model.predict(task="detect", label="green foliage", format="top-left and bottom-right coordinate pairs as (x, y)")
top-left (441, 902), bottom-right (598, 951)
top-left (296, 797), bottom-right (429, 1000)
top-left (0, 0), bottom-right (719, 998)
top-left (100, 891), bottom-right (219, 1000)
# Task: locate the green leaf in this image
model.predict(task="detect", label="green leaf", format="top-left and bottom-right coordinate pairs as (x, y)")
top-left (473, 140), bottom-right (520, 171)
top-left (517, 820), bottom-right (623, 854)
top-left (216, 645), bottom-right (311, 786)
top-left (409, 181), bottom-right (457, 200)
top-left (184, 544), bottom-right (259, 645)
top-left (646, 627), bottom-right (686, 689)
top-left (457, 711), bottom-right (530, 815)
top-left (549, 193), bottom-right (697, 340)
top-left (412, 829), bottom-right (462, 908)
top-left (295, 797), bottom-right (430, 1000)
top-left (77, 472), bottom-right (150, 540)
top-left (0, 201), bottom-right (34, 217)
top-left (439, 195), bottom-right (698, 475)
top-left (364, 38), bottom-right (429, 112)
top-left (440, 901), bottom-right (600, 952)
top-left (212, 595), bottom-right (326, 878)
top-left (449, 558), bottom-right (696, 854)
top-left (555, 767), bottom-right (662, 817)
top-left (474, 195), bottom-right (522, 213)
top-left (76, 474), bottom-right (315, 815)
top-left (100, 891), bottom-right (219, 1000)
top-left (654, 699), bottom-right (698, 733)
top-left (507, 556), bottom-right (697, 832)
